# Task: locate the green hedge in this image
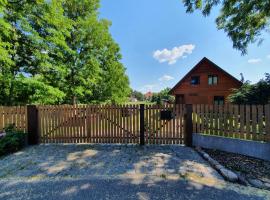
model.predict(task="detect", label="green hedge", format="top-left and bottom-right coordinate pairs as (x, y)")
top-left (0, 125), bottom-right (27, 157)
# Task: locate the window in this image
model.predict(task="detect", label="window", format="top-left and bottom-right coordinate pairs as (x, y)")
top-left (214, 96), bottom-right (224, 105)
top-left (191, 76), bottom-right (200, 85)
top-left (208, 75), bottom-right (218, 85)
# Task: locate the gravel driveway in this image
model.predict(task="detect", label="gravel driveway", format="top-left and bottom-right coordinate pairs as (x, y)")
top-left (0, 144), bottom-right (269, 200)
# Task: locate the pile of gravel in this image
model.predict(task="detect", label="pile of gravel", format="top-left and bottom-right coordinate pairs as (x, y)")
top-left (204, 149), bottom-right (270, 183)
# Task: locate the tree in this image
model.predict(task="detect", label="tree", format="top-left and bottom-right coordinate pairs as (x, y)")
top-left (0, 0), bottom-right (130, 105)
top-left (228, 73), bottom-right (270, 104)
top-left (0, 0), bottom-right (72, 105)
top-left (59, 0), bottom-right (130, 104)
top-left (131, 90), bottom-right (144, 101)
top-left (182, 0), bottom-right (270, 54)
top-left (151, 88), bottom-right (175, 105)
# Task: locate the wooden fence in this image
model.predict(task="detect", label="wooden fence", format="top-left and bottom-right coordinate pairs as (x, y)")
top-left (0, 104), bottom-right (269, 144)
top-left (0, 106), bottom-right (27, 133)
top-left (192, 104), bottom-right (270, 142)
top-left (37, 104), bottom-right (186, 144)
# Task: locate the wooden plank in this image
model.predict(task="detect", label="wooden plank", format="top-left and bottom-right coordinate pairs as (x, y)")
top-left (73, 104), bottom-right (77, 143)
top-left (239, 105), bottom-right (245, 139)
top-left (176, 104), bottom-right (180, 144)
top-left (165, 104), bottom-right (169, 144)
top-left (228, 104), bottom-right (234, 138)
top-left (114, 105), bottom-right (118, 143)
top-left (130, 105), bottom-right (134, 144)
top-left (154, 105), bottom-right (158, 144)
top-left (109, 105), bottom-right (112, 143)
top-left (204, 105), bottom-right (208, 135)
top-left (64, 105), bottom-right (68, 143)
top-left (137, 105), bottom-right (140, 144)
top-left (251, 105), bottom-right (257, 141)
top-left (150, 105), bottom-right (154, 144)
top-left (257, 105), bottom-right (264, 141)
top-left (170, 104), bottom-right (173, 144)
top-left (127, 105), bottom-right (131, 143)
top-left (209, 104), bottom-right (213, 135)
top-left (119, 104), bottom-right (122, 143)
top-left (144, 105), bottom-right (148, 144)
top-left (107, 104), bottom-right (110, 143)
top-left (245, 105), bottom-right (251, 140)
top-left (88, 105), bottom-right (91, 143)
top-left (131, 105), bottom-right (135, 144)
top-left (265, 104), bottom-right (270, 142)
top-left (111, 105), bottom-right (114, 143)
top-left (0, 106), bottom-right (3, 132)
top-left (99, 105), bottom-right (102, 143)
top-left (193, 105), bottom-right (197, 133)
top-left (234, 104), bottom-right (239, 139)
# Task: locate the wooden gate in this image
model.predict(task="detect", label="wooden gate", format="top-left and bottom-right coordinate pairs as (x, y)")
top-left (144, 104), bottom-right (185, 144)
top-left (38, 105), bottom-right (140, 144)
top-left (37, 104), bottom-right (186, 144)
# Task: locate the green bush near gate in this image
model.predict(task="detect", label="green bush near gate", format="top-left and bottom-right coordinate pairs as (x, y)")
top-left (0, 124), bottom-right (27, 157)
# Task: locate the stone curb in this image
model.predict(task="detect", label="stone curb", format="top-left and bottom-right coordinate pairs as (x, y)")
top-left (195, 147), bottom-right (238, 182)
top-left (195, 147), bottom-right (270, 191)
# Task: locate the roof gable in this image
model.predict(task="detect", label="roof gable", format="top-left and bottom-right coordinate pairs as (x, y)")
top-left (169, 57), bottom-right (242, 94)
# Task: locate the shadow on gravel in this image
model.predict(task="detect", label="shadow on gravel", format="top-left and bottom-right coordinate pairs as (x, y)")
top-left (0, 177), bottom-right (268, 200)
top-left (0, 144), bottom-right (220, 181)
top-left (0, 144), bottom-right (269, 199)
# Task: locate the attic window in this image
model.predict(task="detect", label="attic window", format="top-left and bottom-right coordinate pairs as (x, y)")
top-left (191, 76), bottom-right (200, 85)
top-left (208, 75), bottom-right (218, 85)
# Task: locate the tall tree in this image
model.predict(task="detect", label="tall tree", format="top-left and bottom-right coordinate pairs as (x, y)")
top-left (62, 0), bottom-right (130, 104)
top-left (182, 0), bottom-right (270, 54)
top-left (0, 0), bottom-right (71, 105)
top-left (0, 0), bottom-right (130, 105)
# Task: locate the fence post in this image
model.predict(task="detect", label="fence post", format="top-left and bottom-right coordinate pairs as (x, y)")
top-left (27, 105), bottom-right (39, 145)
top-left (184, 104), bottom-right (193, 147)
top-left (140, 104), bottom-right (145, 145)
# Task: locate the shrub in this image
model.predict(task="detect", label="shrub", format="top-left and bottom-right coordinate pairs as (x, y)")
top-left (0, 124), bottom-right (27, 157)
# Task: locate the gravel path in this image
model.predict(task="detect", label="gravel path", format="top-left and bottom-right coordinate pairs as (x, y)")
top-left (0, 144), bottom-right (269, 200)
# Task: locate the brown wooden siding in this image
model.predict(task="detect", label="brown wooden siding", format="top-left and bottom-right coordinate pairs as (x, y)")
top-left (171, 59), bottom-right (242, 104)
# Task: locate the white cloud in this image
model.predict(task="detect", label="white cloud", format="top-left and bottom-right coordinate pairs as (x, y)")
top-left (159, 75), bottom-right (174, 81)
top-left (248, 58), bottom-right (262, 64)
top-left (267, 54), bottom-right (270, 59)
top-left (153, 44), bottom-right (195, 65)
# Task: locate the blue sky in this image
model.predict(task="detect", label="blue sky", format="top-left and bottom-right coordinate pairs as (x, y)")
top-left (99, 0), bottom-right (270, 93)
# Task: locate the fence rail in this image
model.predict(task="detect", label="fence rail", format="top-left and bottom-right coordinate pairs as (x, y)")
top-left (192, 104), bottom-right (270, 142)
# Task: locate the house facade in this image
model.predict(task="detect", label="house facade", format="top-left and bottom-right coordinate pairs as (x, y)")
top-left (169, 57), bottom-right (242, 105)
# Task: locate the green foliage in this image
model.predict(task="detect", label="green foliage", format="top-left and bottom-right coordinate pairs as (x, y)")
top-left (182, 0), bottom-right (270, 54)
top-left (228, 73), bottom-right (270, 104)
top-left (151, 88), bottom-right (175, 105)
top-left (0, 124), bottom-right (27, 157)
top-left (131, 90), bottom-right (145, 101)
top-left (0, 0), bottom-right (130, 105)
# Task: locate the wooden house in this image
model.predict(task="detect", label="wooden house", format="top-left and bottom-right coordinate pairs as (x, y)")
top-left (169, 57), bottom-right (242, 105)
